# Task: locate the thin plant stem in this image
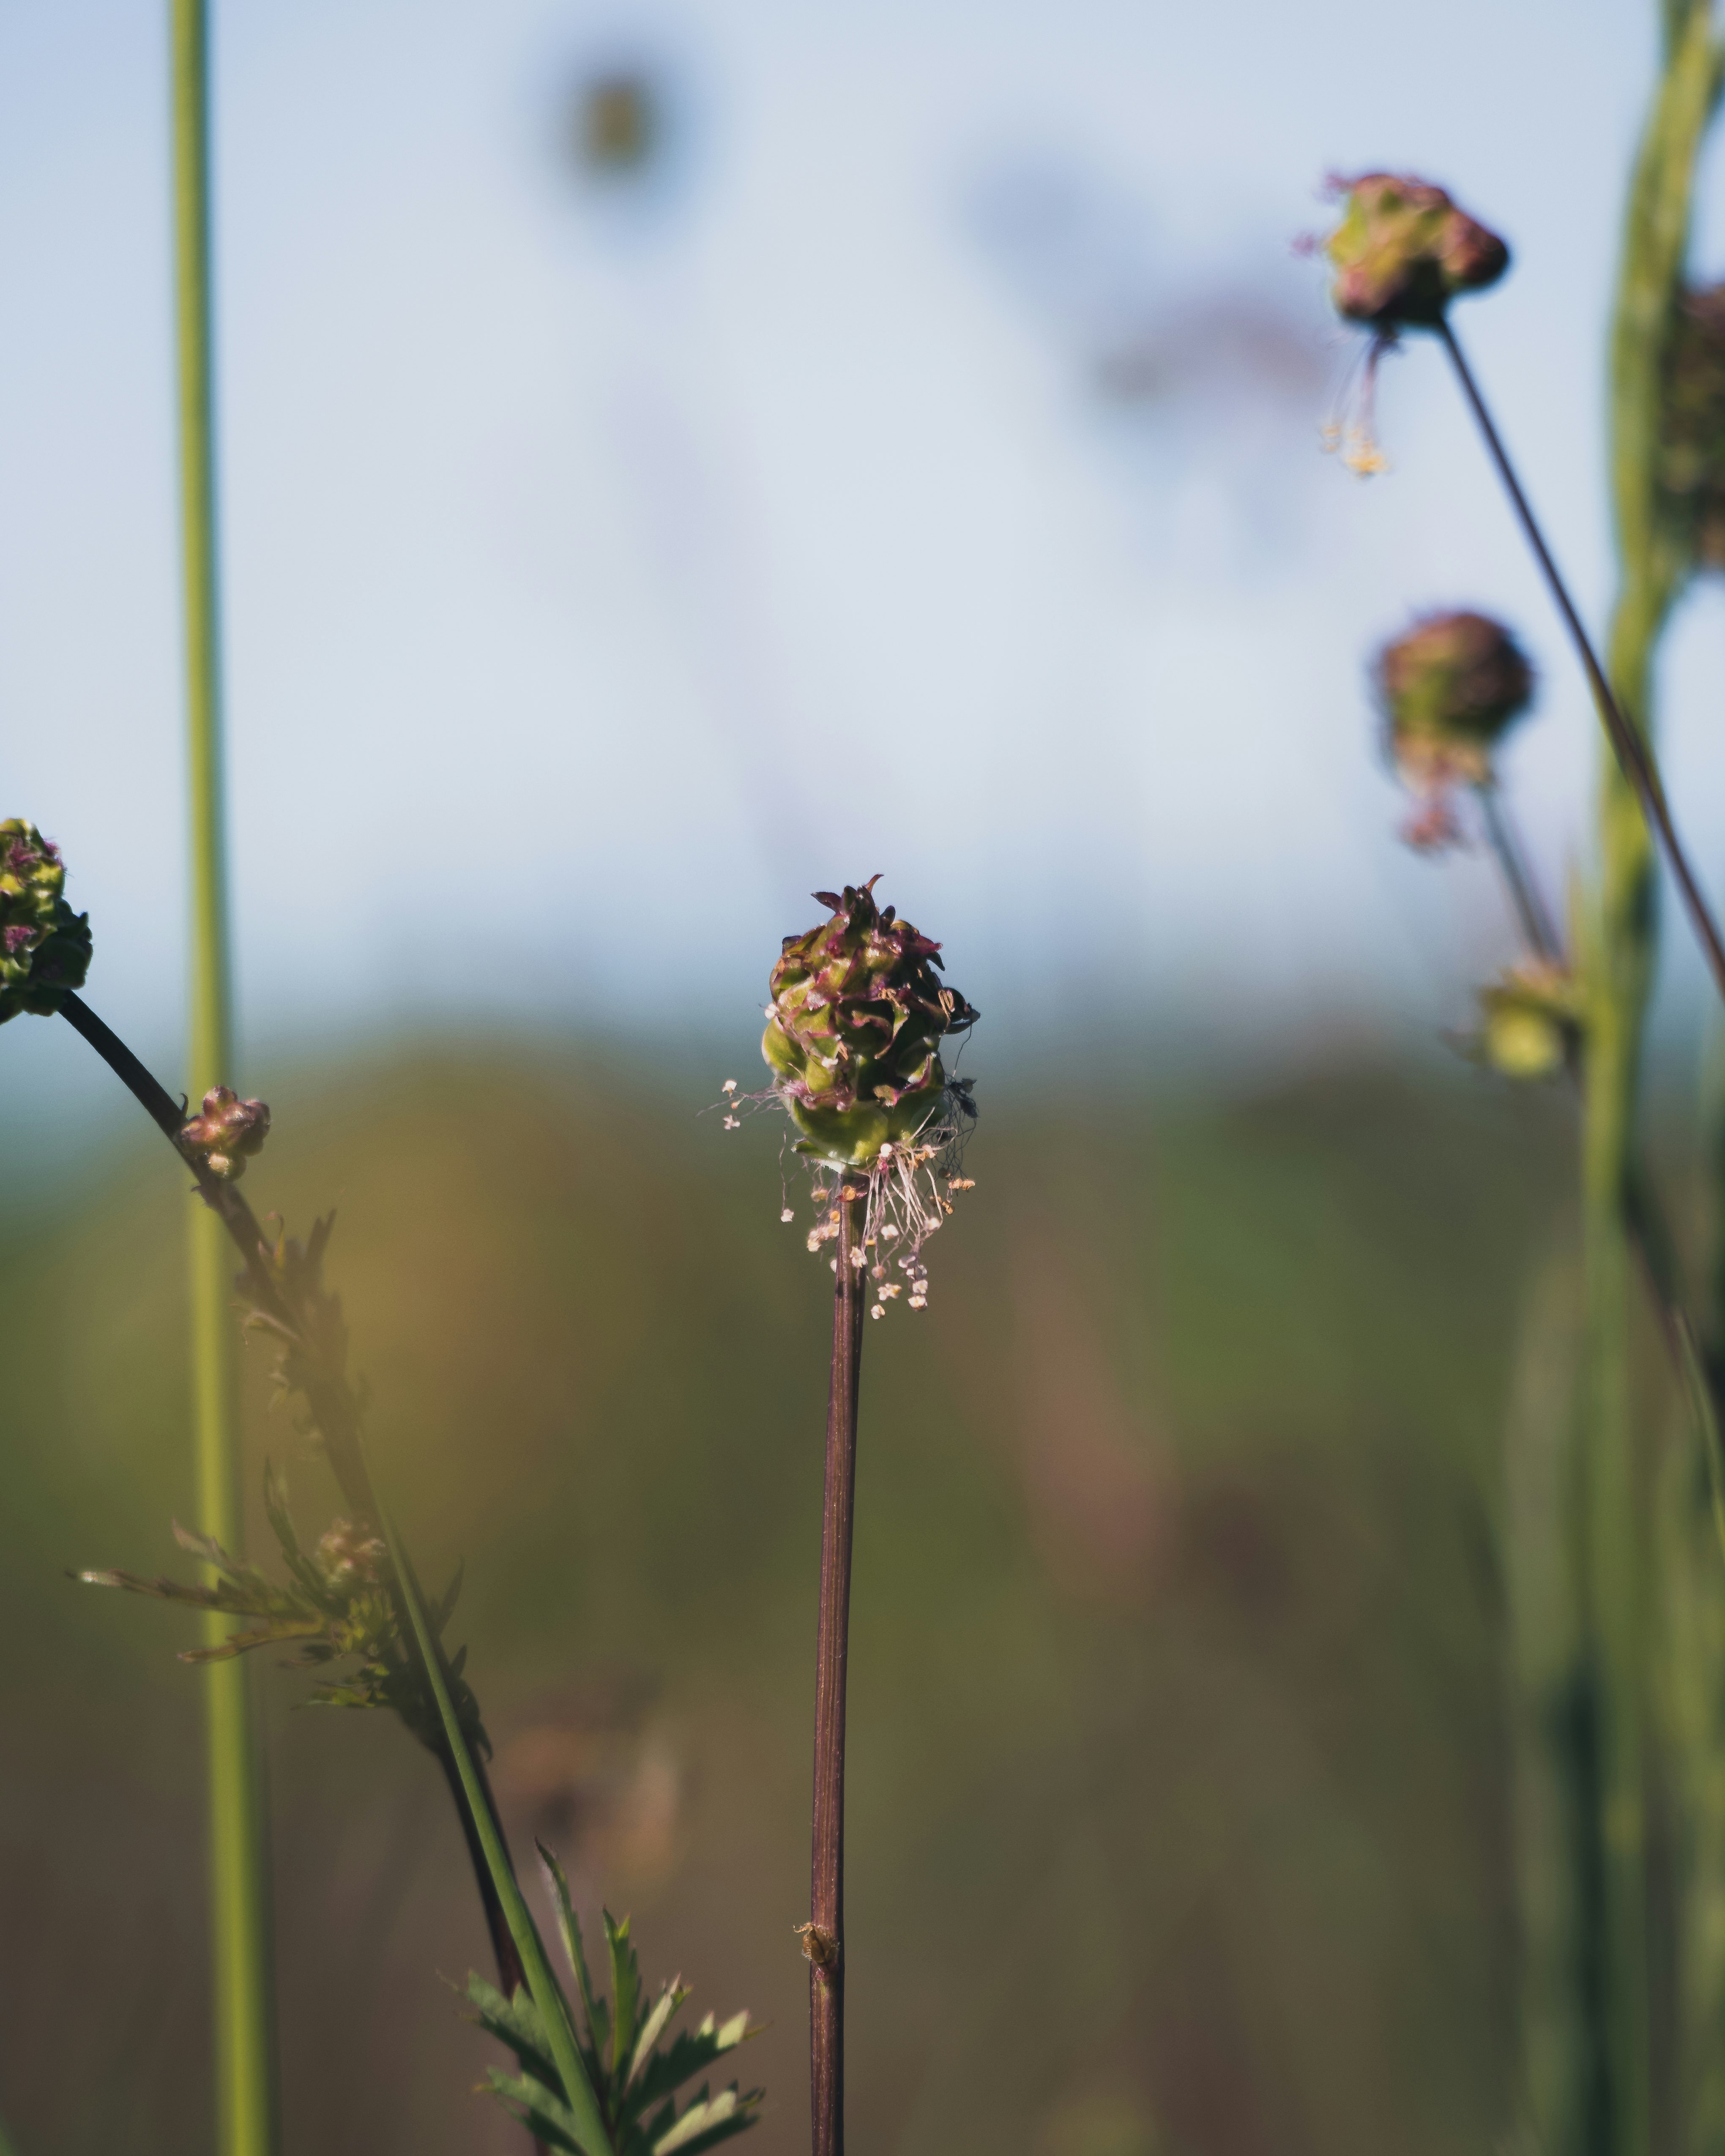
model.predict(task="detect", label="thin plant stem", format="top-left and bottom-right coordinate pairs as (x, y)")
top-left (1477, 808), bottom-right (1695, 1373)
top-left (1584, 19), bottom-right (1721, 2151)
top-left (1477, 785), bottom-right (1561, 963)
top-left (1438, 312), bottom-right (1725, 1009)
top-left (169, 6), bottom-right (276, 2150)
top-left (57, 989), bottom-right (534, 2025)
top-left (808, 1188), bottom-right (865, 2156)
top-left (375, 1479), bottom-right (613, 2156)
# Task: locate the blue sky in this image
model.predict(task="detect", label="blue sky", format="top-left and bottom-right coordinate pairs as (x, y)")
top-left (3, 0), bottom-right (1720, 1131)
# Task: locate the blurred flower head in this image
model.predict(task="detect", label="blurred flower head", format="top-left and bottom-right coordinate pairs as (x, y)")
top-left (1374, 610), bottom-right (1534, 847)
top-left (573, 67), bottom-right (661, 176)
top-left (1324, 173), bottom-right (1509, 331)
top-left (1473, 960), bottom-right (1580, 1081)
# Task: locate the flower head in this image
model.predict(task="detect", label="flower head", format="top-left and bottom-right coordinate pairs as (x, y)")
top-left (741, 879), bottom-right (979, 1316)
top-left (1474, 961), bottom-right (1580, 1082)
top-left (1325, 173), bottom-right (1509, 331)
top-left (180, 1084), bottom-right (271, 1180)
top-left (1375, 611), bottom-right (1534, 846)
top-left (763, 878), bottom-right (977, 1169)
top-left (0, 818), bottom-right (92, 1022)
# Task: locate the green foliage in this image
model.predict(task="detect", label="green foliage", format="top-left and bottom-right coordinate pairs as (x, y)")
top-left (0, 819), bottom-right (90, 1023)
top-left (76, 1464), bottom-right (487, 1755)
top-left (468, 1844), bottom-right (761, 2156)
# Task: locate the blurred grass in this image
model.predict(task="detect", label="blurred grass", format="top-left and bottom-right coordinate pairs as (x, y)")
top-left (0, 1038), bottom-right (1575, 2156)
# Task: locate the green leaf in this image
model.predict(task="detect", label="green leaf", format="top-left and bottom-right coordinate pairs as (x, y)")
top-left (1676, 1311), bottom-right (1725, 1567)
top-left (539, 1841), bottom-right (609, 2074)
top-left (605, 1910), bottom-right (642, 2082)
top-left (626, 1984), bottom-right (689, 2094)
top-left (262, 1462), bottom-right (331, 1601)
top-left (630, 2013), bottom-right (760, 2116)
top-left (431, 1560), bottom-right (465, 1631)
top-left (484, 2067), bottom-right (585, 2154)
top-left (177, 1616), bottom-right (323, 1664)
top-left (466, 1975), bottom-right (559, 2087)
top-left (371, 1479), bottom-right (614, 2154)
top-left (651, 2087), bottom-right (760, 2156)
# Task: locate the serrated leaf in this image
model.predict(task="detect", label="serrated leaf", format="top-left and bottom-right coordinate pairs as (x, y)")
top-left (432, 1560), bottom-right (465, 1631)
top-left (179, 1605), bottom-right (328, 1662)
top-left (171, 1520), bottom-right (261, 1587)
top-left (262, 1462), bottom-right (330, 1601)
top-left (652, 2087), bottom-right (760, 2156)
top-left (466, 1974), bottom-right (559, 2087)
top-left (539, 1842), bottom-right (609, 2075)
top-left (712, 2013), bottom-right (750, 2053)
top-left (628, 2015), bottom-right (759, 2118)
top-left (483, 2067), bottom-right (586, 2153)
top-left (626, 1984), bottom-right (689, 2093)
top-left (606, 1910), bottom-right (641, 2082)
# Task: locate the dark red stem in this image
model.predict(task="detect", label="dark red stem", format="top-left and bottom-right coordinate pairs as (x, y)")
top-left (809, 1190), bottom-right (865, 2156)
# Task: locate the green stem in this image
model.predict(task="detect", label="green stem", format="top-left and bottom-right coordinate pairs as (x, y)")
top-left (171, 5), bottom-right (277, 2150)
top-left (1586, 10), bottom-right (1720, 2153)
top-left (373, 1473), bottom-right (613, 2156)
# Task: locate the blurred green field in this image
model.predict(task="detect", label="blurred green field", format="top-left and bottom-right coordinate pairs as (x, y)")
top-left (0, 1039), bottom-right (1577, 2156)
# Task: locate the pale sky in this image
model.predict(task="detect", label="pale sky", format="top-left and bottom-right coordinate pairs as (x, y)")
top-left (3, 0), bottom-right (1720, 1140)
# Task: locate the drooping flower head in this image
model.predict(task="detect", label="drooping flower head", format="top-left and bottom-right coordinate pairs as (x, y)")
top-left (1375, 611), bottom-right (1534, 848)
top-left (1325, 174), bottom-right (1509, 332)
top-left (763, 878), bottom-right (977, 1169)
top-left (0, 818), bottom-right (93, 1022)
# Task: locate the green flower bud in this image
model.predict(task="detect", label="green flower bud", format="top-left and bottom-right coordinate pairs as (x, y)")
top-left (763, 878), bottom-right (978, 1168)
top-left (1662, 282), bottom-right (1725, 570)
top-left (1476, 962), bottom-right (1580, 1082)
top-left (1326, 174), bottom-right (1509, 331)
top-left (1377, 611), bottom-right (1534, 792)
top-left (0, 818), bottom-right (93, 1022)
top-left (180, 1085), bottom-right (271, 1180)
